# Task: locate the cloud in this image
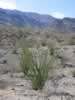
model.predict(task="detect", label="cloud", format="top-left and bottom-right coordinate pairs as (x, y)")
top-left (51, 12), bottom-right (65, 19)
top-left (0, 0), bottom-right (16, 9)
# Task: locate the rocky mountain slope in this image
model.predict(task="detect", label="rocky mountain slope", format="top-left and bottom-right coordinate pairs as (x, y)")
top-left (0, 8), bottom-right (75, 33)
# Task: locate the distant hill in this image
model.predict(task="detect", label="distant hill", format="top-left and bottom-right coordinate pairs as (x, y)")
top-left (0, 8), bottom-right (75, 33)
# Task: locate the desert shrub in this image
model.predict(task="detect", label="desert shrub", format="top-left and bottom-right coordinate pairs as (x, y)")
top-left (72, 70), bottom-right (75, 77)
top-left (41, 41), bottom-right (47, 47)
top-left (12, 49), bottom-right (18, 54)
top-left (68, 37), bottom-right (75, 45)
top-left (50, 47), bottom-right (55, 56)
top-left (20, 47), bottom-right (54, 90)
top-left (55, 48), bottom-right (65, 67)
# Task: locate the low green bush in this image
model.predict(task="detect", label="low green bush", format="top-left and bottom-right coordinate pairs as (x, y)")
top-left (20, 47), bottom-right (54, 90)
top-left (68, 37), bottom-right (75, 45)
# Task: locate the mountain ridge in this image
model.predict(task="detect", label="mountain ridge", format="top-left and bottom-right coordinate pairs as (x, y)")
top-left (0, 8), bottom-right (75, 33)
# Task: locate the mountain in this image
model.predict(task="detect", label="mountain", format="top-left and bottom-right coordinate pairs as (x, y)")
top-left (0, 8), bottom-right (75, 33)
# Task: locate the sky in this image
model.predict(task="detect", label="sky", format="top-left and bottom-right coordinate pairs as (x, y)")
top-left (0, 0), bottom-right (74, 19)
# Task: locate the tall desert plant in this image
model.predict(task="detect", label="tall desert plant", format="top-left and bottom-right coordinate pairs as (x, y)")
top-left (20, 47), bottom-right (54, 90)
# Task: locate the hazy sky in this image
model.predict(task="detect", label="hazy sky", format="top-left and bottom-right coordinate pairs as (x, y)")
top-left (0, 0), bottom-right (74, 18)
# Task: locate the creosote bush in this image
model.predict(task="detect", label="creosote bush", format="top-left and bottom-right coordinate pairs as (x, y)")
top-left (72, 70), bottom-right (75, 77)
top-left (20, 47), bottom-right (55, 90)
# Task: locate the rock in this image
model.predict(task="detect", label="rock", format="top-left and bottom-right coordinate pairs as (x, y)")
top-left (48, 95), bottom-right (75, 100)
top-left (57, 77), bottom-right (75, 96)
top-left (43, 80), bottom-right (56, 96)
top-left (43, 77), bottom-right (75, 98)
